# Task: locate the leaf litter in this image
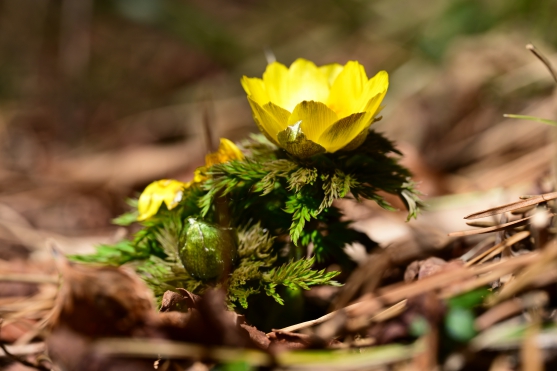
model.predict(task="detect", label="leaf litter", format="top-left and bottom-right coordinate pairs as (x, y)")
top-left (2, 17), bottom-right (557, 371)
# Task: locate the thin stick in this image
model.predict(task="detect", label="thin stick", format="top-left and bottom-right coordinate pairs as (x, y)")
top-left (464, 231), bottom-right (530, 267)
top-left (273, 312), bottom-right (337, 333)
top-left (449, 215), bottom-right (538, 237)
top-left (526, 44), bottom-right (557, 84)
top-left (464, 192), bottom-right (557, 220)
top-left (273, 299), bottom-right (407, 335)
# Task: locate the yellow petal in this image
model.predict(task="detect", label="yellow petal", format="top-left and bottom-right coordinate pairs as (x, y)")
top-left (326, 61), bottom-right (368, 118)
top-left (193, 167), bottom-right (207, 183)
top-left (340, 126), bottom-right (369, 152)
top-left (277, 121), bottom-right (326, 158)
top-left (357, 70), bottom-right (389, 113)
top-left (318, 63), bottom-right (343, 86)
top-left (283, 59), bottom-right (330, 111)
top-left (205, 138), bottom-right (244, 167)
top-left (317, 113), bottom-right (368, 153)
top-left (288, 101), bottom-right (337, 144)
top-left (247, 97), bottom-right (288, 143)
top-left (137, 179), bottom-right (188, 221)
top-left (355, 86), bottom-right (389, 136)
top-left (241, 76), bottom-right (269, 107)
top-left (263, 59), bottom-right (329, 112)
top-left (220, 138), bottom-right (244, 160)
top-left (262, 61), bottom-right (290, 109)
top-left (263, 102), bottom-right (290, 128)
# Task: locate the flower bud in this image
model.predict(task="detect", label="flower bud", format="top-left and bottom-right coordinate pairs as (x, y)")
top-left (179, 218), bottom-right (238, 280)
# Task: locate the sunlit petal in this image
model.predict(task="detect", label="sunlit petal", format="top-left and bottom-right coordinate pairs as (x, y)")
top-left (206, 138), bottom-right (244, 167)
top-left (318, 113), bottom-right (368, 153)
top-left (288, 101), bottom-right (337, 145)
top-left (137, 179), bottom-right (188, 221)
top-left (357, 71), bottom-right (389, 113)
top-left (247, 97), bottom-right (286, 144)
top-left (262, 61), bottom-right (290, 109)
top-left (281, 59), bottom-right (329, 111)
top-left (327, 61), bottom-right (368, 118)
top-left (318, 63), bottom-right (343, 86)
top-left (193, 167), bottom-right (207, 183)
top-left (241, 76), bottom-right (269, 107)
top-left (263, 102), bottom-right (290, 128)
top-left (358, 88), bottom-right (389, 130)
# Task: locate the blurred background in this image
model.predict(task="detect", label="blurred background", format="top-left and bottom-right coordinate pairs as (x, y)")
top-left (0, 0), bottom-right (556, 260)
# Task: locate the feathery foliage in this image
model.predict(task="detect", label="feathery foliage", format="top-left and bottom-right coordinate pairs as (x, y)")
top-left (262, 257), bottom-right (341, 305)
top-left (73, 130), bottom-right (420, 309)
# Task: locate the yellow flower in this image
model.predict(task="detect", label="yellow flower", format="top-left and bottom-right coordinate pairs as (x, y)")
top-left (137, 179), bottom-right (188, 221)
top-left (206, 138), bottom-right (244, 166)
top-left (193, 138), bottom-right (244, 182)
top-left (137, 138), bottom-right (244, 220)
top-left (241, 59), bottom-right (389, 158)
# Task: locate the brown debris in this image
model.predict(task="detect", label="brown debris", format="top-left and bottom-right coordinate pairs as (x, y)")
top-left (267, 331), bottom-right (315, 349)
top-left (160, 288), bottom-right (202, 313)
top-left (158, 289), bottom-right (269, 349)
top-left (404, 257), bottom-right (464, 282)
top-left (49, 257), bottom-right (155, 338)
top-left (43, 262), bottom-right (272, 371)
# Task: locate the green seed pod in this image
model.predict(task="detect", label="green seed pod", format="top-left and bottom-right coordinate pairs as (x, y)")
top-left (179, 218), bottom-right (238, 280)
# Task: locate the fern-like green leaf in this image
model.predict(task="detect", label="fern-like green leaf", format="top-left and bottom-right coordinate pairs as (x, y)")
top-left (262, 257), bottom-right (341, 305)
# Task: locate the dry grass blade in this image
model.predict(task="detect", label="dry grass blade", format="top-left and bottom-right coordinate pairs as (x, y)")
top-left (488, 241), bottom-right (557, 305)
top-left (370, 300), bottom-right (407, 322)
top-left (475, 291), bottom-right (548, 331)
top-left (464, 192), bottom-right (557, 220)
top-left (466, 220), bottom-right (497, 228)
top-left (460, 236), bottom-right (496, 262)
top-left (440, 256), bottom-right (539, 299)
top-left (273, 300), bottom-right (407, 334)
top-left (527, 43), bottom-right (557, 84)
top-left (464, 231), bottom-right (530, 267)
top-left (449, 215), bottom-right (545, 237)
top-left (273, 312), bottom-right (338, 334)
top-left (344, 253), bottom-right (539, 330)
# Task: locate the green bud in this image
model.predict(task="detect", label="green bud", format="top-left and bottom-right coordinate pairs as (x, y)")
top-left (179, 218), bottom-right (238, 280)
